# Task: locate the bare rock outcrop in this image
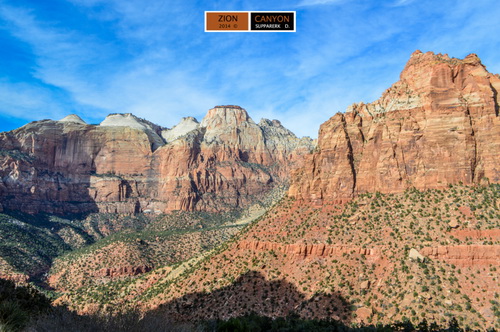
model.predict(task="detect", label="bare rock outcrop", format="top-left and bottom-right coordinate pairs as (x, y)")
top-left (289, 51), bottom-right (500, 204)
top-left (97, 265), bottom-right (153, 278)
top-left (408, 248), bottom-right (425, 261)
top-left (59, 114), bottom-right (86, 124)
top-left (450, 229), bottom-right (500, 240)
top-left (421, 245), bottom-right (500, 266)
top-left (161, 117), bottom-right (199, 143)
top-left (0, 106), bottom-right (314, 214)
top-left (236, 240), bottom-right (377, 259)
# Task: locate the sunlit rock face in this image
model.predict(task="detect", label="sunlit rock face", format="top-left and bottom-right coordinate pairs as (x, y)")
top-left (289, 51), bottom-right (500, 205)
top-left (0, 106), bottom-right (314, 214)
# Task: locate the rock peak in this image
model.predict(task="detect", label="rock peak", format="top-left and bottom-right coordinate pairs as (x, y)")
top-left (99, 113), bottom-right (165, 150)
top-left (410, 49), bottom-right (423, 57)
top-left (259, 118), bottom-right (284, 128)
top-left (201, 105), bottom-right (252, 128)
top-left (161, 116), bottom-right (200, 143)
top-left (99, 113), bottom-right (162, 132)
top-left (290, 50), bottom-right (500, 205)
top-left (403, 50), bottom-right (484, 74)
top-left (342, 51), bottom-right (495, 116)
top-left (214, 105), bottom-right (243, 109)
top-left (59, 114), bottom-right (86, 124)
top-left (463, 53), bottom-right (482, 65)
top-left (181, 116), bottom-right (199, 123)
top-left (465, 53), bottom-right (479, 59)
top-left (100, 113), bottom-right (143, 127)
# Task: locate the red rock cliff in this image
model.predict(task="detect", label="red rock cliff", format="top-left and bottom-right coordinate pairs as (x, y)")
top-left (0, 108), bottom-right (314, 214)
top-left (289, 51), bottom-right (500, 204)
top-left (421, 245), bottom-right (500, 266)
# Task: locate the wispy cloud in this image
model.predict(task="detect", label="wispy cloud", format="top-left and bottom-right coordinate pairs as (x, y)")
top-left (0, 79), bottom-right (69, 121)
top-left (0, 4), bottom-right (114, 118)
top-left (391, 0), bottom-right (416, 7)
top-left (0, 0), bottom-right (499, 137)
top-left (296, 0), bottom-right (346, 7)
top-left (0, 1), bottom-right (223, 127)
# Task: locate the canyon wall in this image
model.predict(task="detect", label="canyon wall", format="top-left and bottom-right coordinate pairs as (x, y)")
top-left (289, 51), bottom-right (500, 204)
top-left (0, 107), bottom-right (314, 214)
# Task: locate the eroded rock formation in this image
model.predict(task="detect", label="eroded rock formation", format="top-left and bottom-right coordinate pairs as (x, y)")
top-left (236, 240), bottom-right (377, 258)
top-left (0, 107), bottom-right (314, 214)
top-left (421, 245), bottom-right (500, 266)
top-left (289, 51), bottom-right (500, 204)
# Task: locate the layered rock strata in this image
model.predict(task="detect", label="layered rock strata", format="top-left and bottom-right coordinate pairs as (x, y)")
top-left (0, 107), bottom-right (314, 214)
top-left (421, 245), bottom-right (500, 266)
top-left (237, 240), bottom-right (377, 258)
top-left (290, 51), bottom-right (500, 204)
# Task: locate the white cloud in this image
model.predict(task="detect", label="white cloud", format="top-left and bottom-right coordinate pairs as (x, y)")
top-left (0, 2), bottom-right (223, 128)
top-left (0, 79), bottom-right (69, 121)
top-left (0, 5), bottom-right (113, 114)
top-left (296, 0), bottom-right (346, 7)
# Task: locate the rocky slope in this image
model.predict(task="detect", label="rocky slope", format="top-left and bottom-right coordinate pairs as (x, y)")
top-left (289, 51), bottom-right (500, 205)
top-left (58, 184), bottom-right (500, 329)
top-left (0, 106), bottom-right (314, 214)
top-left (0, 211), bottom-right (163, 283)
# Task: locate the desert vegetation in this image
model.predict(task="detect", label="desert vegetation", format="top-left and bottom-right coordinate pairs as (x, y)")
top-left (40, 184), bottom-right (499, 330)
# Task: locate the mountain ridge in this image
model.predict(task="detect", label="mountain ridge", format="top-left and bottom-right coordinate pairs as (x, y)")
top-left (0, 106), bottom-right (314, 215)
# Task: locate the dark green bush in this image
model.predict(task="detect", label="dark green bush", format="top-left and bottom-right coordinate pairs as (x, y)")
top-left (0, 279), bottom-right (50, 331)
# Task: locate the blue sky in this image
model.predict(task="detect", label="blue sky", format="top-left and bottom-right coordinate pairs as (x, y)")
top-left (0, 0), bottom-right (499, 137)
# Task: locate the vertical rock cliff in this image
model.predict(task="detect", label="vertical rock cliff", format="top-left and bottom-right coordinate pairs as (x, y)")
top-left (289, 51), bottom-right (500, 204)
top-left (0, 107), bottom-right (314, 214)
top-left (153, 106), bottom-right (314, 211)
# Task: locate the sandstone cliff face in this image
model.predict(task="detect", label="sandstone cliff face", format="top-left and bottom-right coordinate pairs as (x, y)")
top-left (421, 245), bottom-right (500, 267)
top-left (0, 107), bottom-right (314, 214)
top-left (237, 240), bottom-right (377, 258)
top-left (153, 107), bottom-right (314, 211)
top-left (0, 115), bottom-right (159, 214)
top-left (289, 51), bottom-right (500, 204)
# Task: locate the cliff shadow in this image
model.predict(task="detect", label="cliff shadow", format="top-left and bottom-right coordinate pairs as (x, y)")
top-left (145, 270), bottom-right (353, 325)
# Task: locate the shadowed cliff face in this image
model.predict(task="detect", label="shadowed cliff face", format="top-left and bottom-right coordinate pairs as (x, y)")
top-left (289, 51), bottom-right (500, 205)
top-left (0, 107), bottom-right (314, 215)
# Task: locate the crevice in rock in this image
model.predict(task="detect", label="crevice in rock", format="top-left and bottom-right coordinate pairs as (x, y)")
top-left (464, 106), bottom-right (478, 183)
top-left (384, 122), bottom-right (404, 184)
top-left (398, 122), bottom-right (410, 180)
top-left (356, 112), bottom-right (365, 144)
top-left (340, 114), bottom-right (357, 196)
top-left (490, 82), bottom-right (499, 117)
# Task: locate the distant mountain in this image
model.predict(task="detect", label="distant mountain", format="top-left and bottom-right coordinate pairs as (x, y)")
top-left (0, 106), bottom-right (314, 215)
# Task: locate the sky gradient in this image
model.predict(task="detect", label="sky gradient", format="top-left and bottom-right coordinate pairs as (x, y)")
top-left (0, 0), bottom-right (499, 137)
